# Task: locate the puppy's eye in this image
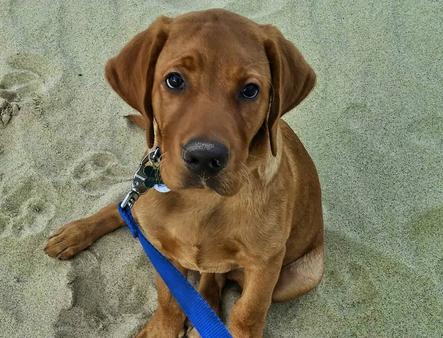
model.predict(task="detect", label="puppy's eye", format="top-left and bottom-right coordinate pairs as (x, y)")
top-left (241, 83), bottom-right (260, 99)
top-left (165, 72), bottom-right (185, 90)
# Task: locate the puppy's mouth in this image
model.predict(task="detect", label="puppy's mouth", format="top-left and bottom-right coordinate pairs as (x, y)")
top-left (176, 173), bottom-right (239, 197)
top-left (191, 174), bottom-right (240, 196)
top-left (159, 158), bottom-right (240, 196)
top-left (204, 177), bottom-right (236, 196)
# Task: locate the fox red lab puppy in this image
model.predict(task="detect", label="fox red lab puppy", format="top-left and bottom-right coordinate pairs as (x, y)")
top-left (45, 9), bottom-right (324, 338)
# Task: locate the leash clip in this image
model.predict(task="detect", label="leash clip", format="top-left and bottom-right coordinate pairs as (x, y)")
top-left (120, 147), bottom-right (162, 209)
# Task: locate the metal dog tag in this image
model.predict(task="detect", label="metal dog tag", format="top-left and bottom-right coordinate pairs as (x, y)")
top-left (120, 147), bottom-right (163, 209)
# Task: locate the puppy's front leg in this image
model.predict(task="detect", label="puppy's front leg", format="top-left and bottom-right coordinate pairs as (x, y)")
top-left (228, 250), bottom-right (285, 338)
top-left (138, 266), bottom-right (187, 338)
top-left (44, 203), bottom-right (124, 259)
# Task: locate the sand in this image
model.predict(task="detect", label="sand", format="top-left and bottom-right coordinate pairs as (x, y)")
top-left (0, 1), bottom-right (442, 337)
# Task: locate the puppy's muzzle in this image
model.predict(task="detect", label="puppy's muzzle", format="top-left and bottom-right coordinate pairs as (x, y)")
top-left (182, 139), bottom-right (229, 177)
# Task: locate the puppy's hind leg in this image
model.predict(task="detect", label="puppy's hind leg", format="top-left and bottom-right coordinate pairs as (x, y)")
top-left (44, 203), bottom-right (124, 260)
top-left (272, 244), bottom-right (324, 302)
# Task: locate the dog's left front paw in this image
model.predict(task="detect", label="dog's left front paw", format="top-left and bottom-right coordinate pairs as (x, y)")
top-left (228, 320), bottom-right (263, 338)
top-left (136, 310), bottom-right (185, 338)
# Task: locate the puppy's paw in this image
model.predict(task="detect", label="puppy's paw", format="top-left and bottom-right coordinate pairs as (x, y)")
top-left (44, 220), bottom-right (93, 259)
top-left (137, 310), bottom-right (184, 338)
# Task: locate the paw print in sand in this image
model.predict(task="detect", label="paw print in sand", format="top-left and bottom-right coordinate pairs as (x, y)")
top-left (0, 52), bottom-right (62, 125)
top-left (0, 172), bottom-right (58, 238)
top-left (0, 97), bottom-right (20, 127)
top-left (71, 151), bottom-right (131, 196)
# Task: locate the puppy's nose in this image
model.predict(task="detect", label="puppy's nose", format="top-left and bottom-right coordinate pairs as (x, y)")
top-left (182, 139), bottom-right (229, 177)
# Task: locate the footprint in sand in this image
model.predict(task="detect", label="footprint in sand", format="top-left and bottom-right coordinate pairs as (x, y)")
top-left (0, 96), bottom-right (20, 128)
top-left (0, 53), bottom-right (62, 124)
top-left (71, 151), bottom-right (131, 196)
top-left (0, 172), bottom-right (57, 238)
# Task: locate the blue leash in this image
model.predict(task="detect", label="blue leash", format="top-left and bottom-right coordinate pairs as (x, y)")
top-left (118, 204), bottom-right (232, 338)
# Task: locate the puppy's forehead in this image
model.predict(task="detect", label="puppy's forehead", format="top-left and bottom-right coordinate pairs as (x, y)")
top-left (159, 11), bottom-right (268, 72)
top-left (171, 9), bottom-right (262, 44)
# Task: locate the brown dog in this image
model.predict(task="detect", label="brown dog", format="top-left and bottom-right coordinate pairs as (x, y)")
top-left (45, 9), bottom-right (324, 338)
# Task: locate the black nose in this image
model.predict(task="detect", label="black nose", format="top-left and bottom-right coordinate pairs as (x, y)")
top-left (182, 139), bottom-right (229, 177)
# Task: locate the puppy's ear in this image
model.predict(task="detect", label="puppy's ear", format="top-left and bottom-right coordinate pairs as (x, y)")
top-left (262, 25), bottom-right (316, 156)
top-left (105, 16), bottom-right (171, 148)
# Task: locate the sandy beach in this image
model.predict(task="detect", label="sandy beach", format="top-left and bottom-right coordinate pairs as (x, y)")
top-left (0, 1), bottom-right (442, 337)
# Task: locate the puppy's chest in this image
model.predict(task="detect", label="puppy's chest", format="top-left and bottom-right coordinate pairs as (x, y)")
top-left (137, 193), bottom-right (267, 272)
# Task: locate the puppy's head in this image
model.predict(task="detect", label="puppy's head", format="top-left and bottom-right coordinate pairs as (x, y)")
top-left (106, 9), bottom-right (315, 196)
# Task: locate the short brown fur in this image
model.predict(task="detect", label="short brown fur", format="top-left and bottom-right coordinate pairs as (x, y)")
top-left (45, 9), bottom-right (324, 338)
